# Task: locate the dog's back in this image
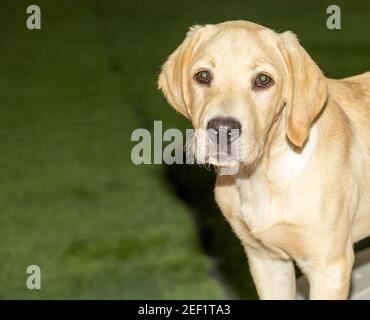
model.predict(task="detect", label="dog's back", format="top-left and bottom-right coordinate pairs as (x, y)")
top-left (328, 71), bottom-right (370, 147)
top-left (328, 72), bottom-right (370, 242)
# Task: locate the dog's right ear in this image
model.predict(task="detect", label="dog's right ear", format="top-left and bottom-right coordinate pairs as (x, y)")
top-left (158, 25), bottom-right (213, 119)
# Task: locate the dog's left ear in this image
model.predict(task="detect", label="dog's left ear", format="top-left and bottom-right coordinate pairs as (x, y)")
top-left (158, 25), bottom-right (214, 119)
top-left (278, 31), bottom-right (328, 147)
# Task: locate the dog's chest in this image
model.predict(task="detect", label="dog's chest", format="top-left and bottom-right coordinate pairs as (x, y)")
top-left (236, 127), bottom-right (318, 233)
top-left (235, 176), bottom-right (303, 259)
top-left (236, 176), bottom-right (286, 233)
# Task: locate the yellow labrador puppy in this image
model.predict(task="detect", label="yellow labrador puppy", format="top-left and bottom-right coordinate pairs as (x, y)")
top-left (158, 20), bottom-right (370, 300)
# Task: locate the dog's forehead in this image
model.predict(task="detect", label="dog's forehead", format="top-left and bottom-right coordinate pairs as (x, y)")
top-left (194, 27), bottom-right (274, 66)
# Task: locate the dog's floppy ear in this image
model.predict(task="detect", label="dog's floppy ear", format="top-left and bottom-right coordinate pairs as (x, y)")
top-left (158, 25), bottom-right (211, 119)
top-left (278, 31), bottom-right (327, 147)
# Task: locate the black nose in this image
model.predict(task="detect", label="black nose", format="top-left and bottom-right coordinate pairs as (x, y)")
top-left (206, 117), bottom-right (242, 145)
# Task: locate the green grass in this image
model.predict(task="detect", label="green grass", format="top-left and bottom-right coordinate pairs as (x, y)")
top-left (0, 0), bottom-right (368, 299)
top-left (0, 0), bottom-right (226, 299)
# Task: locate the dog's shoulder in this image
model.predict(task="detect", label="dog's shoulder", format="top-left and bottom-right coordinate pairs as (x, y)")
top-left (326, 72), bottom-right (370, 126)
top-left (331, 72), bottom-right (370, 103)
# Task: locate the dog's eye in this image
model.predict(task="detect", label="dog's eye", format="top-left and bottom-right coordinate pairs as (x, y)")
top-left (254, 73), bottom-right (274, 88)
top-left (194, 70), bottom-right (212, 85)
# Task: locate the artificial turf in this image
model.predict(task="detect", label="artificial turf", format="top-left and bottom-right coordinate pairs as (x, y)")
top-left (0, 0), bottom-right (368, 299)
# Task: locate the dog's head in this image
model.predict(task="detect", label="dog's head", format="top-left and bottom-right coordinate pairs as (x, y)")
top-left (158, 21), bottom-right (327, 167)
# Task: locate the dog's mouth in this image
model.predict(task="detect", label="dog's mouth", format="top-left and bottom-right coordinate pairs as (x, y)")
top-left (194, 140), bottom-right (262, 170)
top-left (206, 141), bottom-right (240, 166)
top-left (193, 139), bottom-right (241, 169)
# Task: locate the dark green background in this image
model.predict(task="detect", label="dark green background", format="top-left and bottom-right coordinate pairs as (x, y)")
top-left (0, 0), bottom-right (368, 299)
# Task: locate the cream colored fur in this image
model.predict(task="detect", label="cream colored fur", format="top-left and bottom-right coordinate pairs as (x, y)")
top-left (158, 20), bottom-right (370, 300)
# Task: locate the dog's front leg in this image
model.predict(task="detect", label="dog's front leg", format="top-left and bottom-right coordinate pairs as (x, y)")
top-left (295, 238), bottom-right (354, 300)
top-left (246, 247), bottom-right (296, 300)
top-left (301, 248), bottom-right (354, 300)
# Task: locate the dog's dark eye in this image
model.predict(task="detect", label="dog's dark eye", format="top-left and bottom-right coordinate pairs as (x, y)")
top-left (254, 73), bottom-right (274, 88)
top-left (194, 70), bottom-right (212, 85)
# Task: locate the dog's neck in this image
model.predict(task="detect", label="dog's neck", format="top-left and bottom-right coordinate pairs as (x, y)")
top-left (239, 105), bottom-right (318, 185)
